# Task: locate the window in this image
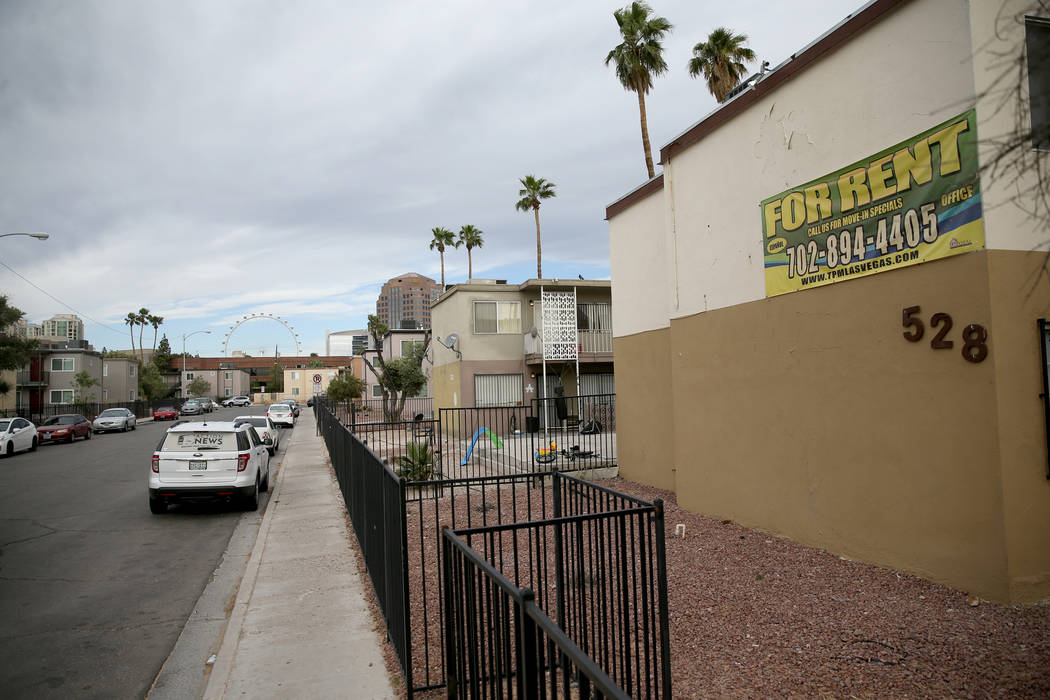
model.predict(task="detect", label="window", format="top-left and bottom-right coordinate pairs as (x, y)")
top-left (50, 357), bottom-right (74, 372)
top-left (580, 373), bottom-right (615, 398)
top-left (130, 390), bottom-right (136, 400)
top-left (225, 372), bottom-right (233, 380)
top-left (186, 372), bottom-right (194, 380)
top-left (577, 302), bottom-right (612, 331)
top-left (103, 363), bottom-right (109, 377)
top-left (224, 387), bottom-right (232, 397)
top-left (474, 374), bottom-right (523, 407)
top-left (291, 371), bottom-right (299, 380)
top-left (1027, 16), bottom-right (1050, 150)
top-left (474, 301), bottom-right (521, 334)
top-left (373, 384), bottom-right (383, 397)
top-left (328, 372), bottom-right (335, 378)
top-left (129, 365), bottom-right (135, 377)
top-left (49, 389), bottom-right (73, 404)
top-left (401, 340), bottom-right (424, 357)
top-left (103, 389), bottom-right (109, 399)
top-left (292, 387), bottom-right (300, 395)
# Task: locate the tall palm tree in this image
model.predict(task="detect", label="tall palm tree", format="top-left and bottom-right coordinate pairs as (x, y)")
top-left (605, 2), bottom-right (673, 179)
top-left (148, 314), bottom-right (164, 357)
top-left (458, 225), bottom-right (484, 279)
top-left (687, 27), bottom-right (756, 103)
top-left (124, 312), bottom-right (137, 358)
top-left (515, 175), bottom-right (557, 279)
top-left (136, 308), bottom-right (150, 364)
top-left (429, 227), bottom-right (459, 288)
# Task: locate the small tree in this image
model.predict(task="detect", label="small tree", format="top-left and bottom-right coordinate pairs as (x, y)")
top-left (152, 335), bottom-right (173, 372)
top-left (73, 370), bottom-right (100, 402)
top-left (268, 362), bottom-right (284, 392)
top-left (139, 364), bottom-right (169, 401)
top-left (327, 373), bottom-right (365, 404)
top-left (307, 358), bottom-right (325, 368)
top-left (362, 314), bottom-right (430, 421)
top-left (186, 376), bottom-right (211, 397)
top-left (0, 297), bottom-right (38, 394)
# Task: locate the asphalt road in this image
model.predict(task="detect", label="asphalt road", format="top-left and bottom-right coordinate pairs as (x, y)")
top-left (0, 405), bottom-right (284, 699)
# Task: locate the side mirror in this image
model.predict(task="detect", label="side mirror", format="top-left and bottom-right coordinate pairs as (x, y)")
top-left (263, 437), bottom-right (273, 446)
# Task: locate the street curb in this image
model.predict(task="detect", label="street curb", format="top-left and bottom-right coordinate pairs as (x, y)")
top-left (200, 445), bottom-right (288, 700)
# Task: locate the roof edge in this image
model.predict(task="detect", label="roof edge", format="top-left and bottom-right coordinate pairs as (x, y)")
top-left (605, 173), bottom-right (665, 220)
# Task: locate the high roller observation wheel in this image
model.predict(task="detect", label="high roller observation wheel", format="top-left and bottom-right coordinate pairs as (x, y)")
top-left (222, 313), bottom-right (302, 356)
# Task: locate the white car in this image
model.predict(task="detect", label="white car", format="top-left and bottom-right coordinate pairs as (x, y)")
top-left (0, 417), bottom-right (37, 456)
top-left (266, 403), bottom-right (295, 428)
top-left (93, 407), bottom-right (137, 433)
top-left (149, 421), bottom-right (272, 513)
top-left (223, 396), bottom-right (252, 407)
top-left (234, 415), bottom-right (281, 455)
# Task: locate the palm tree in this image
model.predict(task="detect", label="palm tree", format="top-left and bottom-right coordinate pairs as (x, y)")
top-left (148, 314), bottom-right (164, 357)
top-left (458, 225), bottom-right (484, 279)
top-left (687, 27), bottom-right (756, 103)
top-left (124, 312), bottom-right (138, 358)
top-left (429, 227), bottom-right (459, 288)
top-left (515, 175), bottom-right (557, 279)
top-left (136, 308), bottom-right (150, 364)
top-left (605, 2), bottom-right (673, 179)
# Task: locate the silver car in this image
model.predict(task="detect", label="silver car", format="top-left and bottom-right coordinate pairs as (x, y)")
top-left (180, 400), bottom-right (203, 416)
top-left (234, 415), bottom-right (281, 455)
top-left (93, 407), bottom-right (137, 433)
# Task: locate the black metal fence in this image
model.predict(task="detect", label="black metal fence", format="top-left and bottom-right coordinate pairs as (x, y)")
top-left (441, 477), bottom-right (671, 698)
top-left (315, 395), bottom-right (668, 698)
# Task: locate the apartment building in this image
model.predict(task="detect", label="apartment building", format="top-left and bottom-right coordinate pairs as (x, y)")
top-left (606, 0), bottom-right (1048, 601)
top-left (361, 329), bottom-right (430, 400)
top-left (429, 279), bottom-right (613, 410)
top-left (180, 366), bottom-right (252, 399)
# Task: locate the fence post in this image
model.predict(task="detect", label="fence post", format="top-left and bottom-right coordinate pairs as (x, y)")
top-left (517, 589), bottom-right (539, 700)
top-left (652, 499), bottom-right (673, 698)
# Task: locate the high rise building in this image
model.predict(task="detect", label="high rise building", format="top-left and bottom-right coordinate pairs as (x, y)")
top-left (326, 329), bottom-right (369, 356)
top-left (375, 273), bottom-right (442, 330)
top-left (41, 314), bottom-right (83, 342)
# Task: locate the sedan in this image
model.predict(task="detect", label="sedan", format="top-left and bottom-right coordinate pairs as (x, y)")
top-left (0, 417), bottom-right (38, 456)
top-left (281, 399), bottom-right (300, 417)
top-left (234, 415), bottom-right (281, 455)
top-left (266, 403), bottom-right (295, 428)
top-left (93, 407), bottom-right (137, 433)
top-left (152, 406), bottom-right (178, 421)
top-left (37, 414), bottom-right (92, 443)
top-left (180, 400), bottom-right (203, 416)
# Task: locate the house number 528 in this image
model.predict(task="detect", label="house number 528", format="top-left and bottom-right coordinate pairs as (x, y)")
top-left (902, 306), bottom-right (988, 363)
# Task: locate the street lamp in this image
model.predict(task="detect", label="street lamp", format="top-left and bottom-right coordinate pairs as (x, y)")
top-left (1, 232), bottom-right (50, 240)
top-left (182, 330), bottom-right (212, 396)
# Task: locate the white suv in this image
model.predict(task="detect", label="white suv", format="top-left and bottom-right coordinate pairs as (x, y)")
top-left (149, 421), bottom-right (272, 513)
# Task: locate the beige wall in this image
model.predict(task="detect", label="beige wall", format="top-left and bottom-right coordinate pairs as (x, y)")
top-left (605, 0), bottom-right (1050, 601)
top-left (283, 367), bottom-right (342, 401)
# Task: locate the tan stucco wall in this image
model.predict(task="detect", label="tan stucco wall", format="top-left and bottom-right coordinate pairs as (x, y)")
top-left (663, 250), bottom-right (1050, 602)
top-left (613, 330), bottom-right (676, 491)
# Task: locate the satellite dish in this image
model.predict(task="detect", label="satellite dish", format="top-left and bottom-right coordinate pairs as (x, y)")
top-left (445, 333), bottom-right (459, 349)
top-left (529, 326), bottom-right (538, 338)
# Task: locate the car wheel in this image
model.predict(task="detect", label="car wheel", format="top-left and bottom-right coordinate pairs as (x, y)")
top-left (30, 437), bottom-right (37, 452)
top-left (5, 443), bottom-right (12, 457)
top-left (260, 465), bottom-right (269, 492)
top-left (84, 430), bottom-right (91, 440)
top-left (122, 422), bottom-right (128, 432)
top-left (149, 497), bottom-right (167, 514)
top-left (268, 447), bottom-right (275, 456)
top-left (244, 478), bottom-right (259, 511)
top-left (131, 423), bottom-right (136, 430)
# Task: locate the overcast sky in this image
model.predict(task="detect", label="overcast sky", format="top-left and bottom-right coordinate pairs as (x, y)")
top-left (1, 0), bottom-right (855, 356)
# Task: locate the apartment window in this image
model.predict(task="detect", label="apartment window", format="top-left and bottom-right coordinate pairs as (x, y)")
top-left (225, 387), bottom-right (233, 397)
top-left (225, 372), bottom-right (233, 380)
top-left (129, 365), bottom-right (135, 377)
top-left (474, 374), bottom-right (523, 407)
top-left (49, 389), bottom-right (73, 404)
top-left (577, 302), bottom-right (612, 331)
top-left (103, 389), bottom-right (108, 400)
top-left (372, 384), bottom-right (383, 397)
top-left (580, 373), bottom-right (616, 399)
top-left (186, 372), bottom-right (194, 380)
top-left (103, 363), bottom-right (109, 377)
top-left (130, 390), bottom-right (136, 400)
top-left (291, 371), bottom-right (299, 380)
top-left (50, 357), bottom-right (74, 372)
top-left (292, 387), bottom-right (300, 396)
top-left (1027, 16), bottom-right (1050, 150)
top-left (474, 301), bottom-right (521, 334)
top-left (401, 340), bottom-right (424, 357)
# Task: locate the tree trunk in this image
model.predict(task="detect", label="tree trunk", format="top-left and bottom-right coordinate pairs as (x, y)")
top-left (534, 205), bottom-right (542, 279)
top-left (637, 89), bottom-right (655, 179)
top-left (138, 326), bottom-right (146, 365)
top-left (440, 250), bottom-right (445, 287)
top-left (467, 248), bottom-right (472, 279)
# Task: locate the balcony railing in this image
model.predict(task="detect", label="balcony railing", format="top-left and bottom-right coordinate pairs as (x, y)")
top-left (16, 370), bottom-right (49, 386)
top-left (524, 329), bottom-right (613, 356)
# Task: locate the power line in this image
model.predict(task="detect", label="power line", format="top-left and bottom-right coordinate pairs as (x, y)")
top-left (0, 259), bottom-right (128, 337)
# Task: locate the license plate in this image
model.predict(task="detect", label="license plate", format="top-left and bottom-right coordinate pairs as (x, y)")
top-left (188, 461), bottom-right (208, 470)
top-left (41, 434), bottom-right (50, 440)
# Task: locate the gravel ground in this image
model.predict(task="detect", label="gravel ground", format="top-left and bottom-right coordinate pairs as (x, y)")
top-left (342, 470), bottom-right (1050, 698)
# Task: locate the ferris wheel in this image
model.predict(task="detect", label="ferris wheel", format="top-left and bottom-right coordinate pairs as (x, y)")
top-left (222, 312), bottom-right (303, 356)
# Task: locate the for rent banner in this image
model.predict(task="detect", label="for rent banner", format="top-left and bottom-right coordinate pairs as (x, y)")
top-left (761, 110), bottom-right (984, 297)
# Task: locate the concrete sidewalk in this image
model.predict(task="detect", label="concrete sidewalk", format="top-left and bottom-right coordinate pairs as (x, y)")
top-left (203, 408), bottom-right (396, 699)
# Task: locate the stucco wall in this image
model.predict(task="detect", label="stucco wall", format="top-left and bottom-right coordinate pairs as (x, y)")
top-left (612, 330), bottom-right (675, 491)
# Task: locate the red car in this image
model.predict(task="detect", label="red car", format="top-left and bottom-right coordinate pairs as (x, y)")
top-left (152, 406), bottom-right (178, 421)
top-left (37, 414), bottom-right (93, 444)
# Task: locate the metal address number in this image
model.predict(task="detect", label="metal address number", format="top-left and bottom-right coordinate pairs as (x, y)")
top-left (902, 306), bottom-right (988, 363)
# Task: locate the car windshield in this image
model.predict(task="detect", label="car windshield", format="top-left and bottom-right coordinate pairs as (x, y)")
top-left (268, 405), bottom-right (289, 412)
top-left (99, 409), bottom-right (125, 417)
top-left (43, 416), bottom-right (76, 426)
top-left (156, 407), bottom-right (174, 412)
top-left (184, 400), bottom-right (199, 406)
top-left (160, 431), bottom-right (239, 451)
top-left (0, 420), bottom-right (10, 432)
top-left (236, 417), bottom-right (267, 427)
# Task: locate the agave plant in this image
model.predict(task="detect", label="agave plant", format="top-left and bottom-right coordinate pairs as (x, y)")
top-left (396, 441), bottom-right (435, 482)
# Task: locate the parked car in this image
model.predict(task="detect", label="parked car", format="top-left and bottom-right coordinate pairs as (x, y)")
top-left (198, 399), bottom-right (215, 413)
top-left (281, 399), bottom-right (300, 417)
top-left (92, 407), bottom-right (137, 433)
top-left (306, 396), bottom-right (317, 407)
top-left (37, 414), bottom-right (92, 443)
top-left (0, 417), bottom-right (37, 456)
top-left (223, 396), bottom-right (251, 407)
top-left (153, 406), bottom-right (178, 421)
top-left (234, 415), bottom-right (281, 455)
top-left (148, 420), bottom-right (272, 513)
top-left (266, 403), bottom-right (295, 428)
top-left (180, 400), bottom-right (203, 416)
